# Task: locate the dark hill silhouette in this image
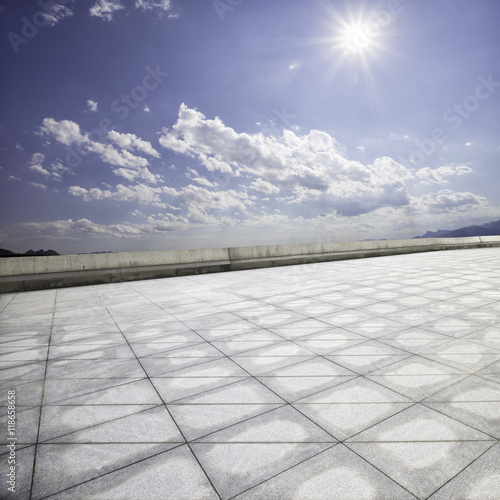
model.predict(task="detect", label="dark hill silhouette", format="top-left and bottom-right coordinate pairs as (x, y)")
top-left (415, 219), bottom-right (500, 238)
top-left (0, 249), bottom-right (60, 257)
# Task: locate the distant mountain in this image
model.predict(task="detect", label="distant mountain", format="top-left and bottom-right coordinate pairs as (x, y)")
top-left (415, 219), bottom-right (500, 239)
top-left (0, 249), bottom-right (60, 257)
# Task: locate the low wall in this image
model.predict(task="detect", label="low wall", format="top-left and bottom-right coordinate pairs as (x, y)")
top-left (1, 236), bottom-right (499, 293)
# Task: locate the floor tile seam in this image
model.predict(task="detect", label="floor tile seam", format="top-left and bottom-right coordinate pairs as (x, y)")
top-left (37, 403), bottom-right (166, 444)
top-left (291, 401), bottom-right (417, 405)
top-left (360, 374), bottom-right (463, 404)
top-left (344, 439), bottom-right (499, 443)
top-left (0, 293), bottom-right (17, 314)
top-left (100, 286), bottom-right (275, 500)
top-left (38, 440), bottom-right (188, 445)
top-left (415, 352), bottom-right (499, 373)
top-left (224, 443), bottom-right (340, 500)
top-left (44, 358), bottom-right (145, 380)
top-left (420, 440), bottom-right (499, 500)
top-left (40, 370), bottom-right (156, 405)
top-left (322, 401), bottom-right (420, 443)
top-left (134, 344), bottom-right (218, 363)
top-left (29, 287), bottom-right (58, 500)
top-left (32, 442), bottom-right (190, 500)
top-left (472, 374), bottom-right (500, 386)
top-left (370, 352), bottom-right (473, 375)
top-left (290, 372), bottom-right (410, 404)
top-left (344, 442), bottom-right (425, 500)
top-left (180, 403), bottom-right (291, 443)
top-left (46, 342), bottom-right (138, 359)
top-left (91, 285), bottom-right (203, 456)
top-left (418, 402), bottom-right (500, 439)
top-left (191, 440), bottom-right (337, 444)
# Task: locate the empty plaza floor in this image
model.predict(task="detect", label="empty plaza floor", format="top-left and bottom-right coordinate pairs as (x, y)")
top-left (1, 247), bottom-right (500, 499)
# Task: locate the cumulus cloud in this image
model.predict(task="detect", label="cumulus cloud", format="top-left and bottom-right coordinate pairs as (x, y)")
top-left (28, 153), bottom-right (73, 182)
top-left (39, 118), bottom-right (160, 184)
top-left (108, 131), bottom-right (160, 157)
top-left (28, 153), bottom-right (51, 177)
top-left (417, 190), bottom-right (486, 213)
top-left (416, 165), bottom-right (473, 185)
top-left (90, 0), bottom-right (125, 21)
top-left (135, 0), bottom-right (171, 11)
top-left (159, 104), bottom-right (414, 217)
top-left (69, 183), bottom-right (172, 206)
top-left (30, 182), bottom-right (47, 190)
top-left (249, 178), bottom-right (280, 195)
top-left (40, 118), bottom-right (88, 146)
top-left (86, 99), bottom-right (98, 112)
top-left (39, 2), bottom-right (73, 27)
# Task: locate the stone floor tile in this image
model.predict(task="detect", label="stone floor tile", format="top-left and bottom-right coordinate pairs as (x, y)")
top-left (195, 405), bottom-right (336, 444)
top-left (38, 405), bottom-right (157, 442)
top-left (233, 444), bottom-right (417, 500)
top-left (346, 440), bottom-right (494, 499)
top-left (428, 441), bottom-right (500, 499)
top-left (47, 405), bottom-right (185, 444)
top-left (0, 380), bottom-right (44, 406)
top-left (48, 445), bottom-right (218, 499)
top-left (297, 376), bottom-right (413, 404)
top-left (49, 379), bottom-right (162, 405)
top-left (192, 442), bottom-right (333, 499)
top-left (168, 403), bottom-right (285, 441)
top-left (31, 443), bottom-right (182, 499)
top-left (0, 406), bottom-right (40, 444)
top-left (152, 376), bottom-right (250, 403)
top-left (231, 355), bottom-right (316, 375)
top-left (257, 375), bottom-right (356, 402)
top-left (0, 445), bottom-right (36, 499)
top-left (294, 402), bottom-right (413, 441)
top-left (171, 377), bottom-right (285, 406)
top-left (346, 404), bottom-right (494, 442)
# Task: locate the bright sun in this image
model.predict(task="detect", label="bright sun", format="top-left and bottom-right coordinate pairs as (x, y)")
top-left (339, 24), bottom-right (373, 55)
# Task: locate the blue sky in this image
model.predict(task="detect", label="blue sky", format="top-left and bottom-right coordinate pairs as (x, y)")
top-left (1, 0), bottom-right (499, 253)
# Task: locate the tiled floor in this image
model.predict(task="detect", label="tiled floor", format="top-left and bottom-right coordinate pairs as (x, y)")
top-left (1, 248), bottom-right (500, 499)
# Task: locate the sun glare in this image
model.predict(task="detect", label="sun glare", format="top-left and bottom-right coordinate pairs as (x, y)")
top-left (339, 23), bottom-right (373, 55)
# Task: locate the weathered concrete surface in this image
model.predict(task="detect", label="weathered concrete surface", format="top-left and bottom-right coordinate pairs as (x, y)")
top-left (1, 237), bottom-right (500, 293)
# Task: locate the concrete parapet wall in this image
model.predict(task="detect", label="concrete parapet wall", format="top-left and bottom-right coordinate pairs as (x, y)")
top-left (1, 236), bottom-right (499, 293)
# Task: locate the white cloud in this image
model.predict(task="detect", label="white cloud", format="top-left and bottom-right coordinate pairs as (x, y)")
top-left (40, 118), bottom-right (88, 145)
top-left (28, 153), bottom-right (49, 175)
top-left (90, 0), bottom-right (125, 21)
top-left (185, 168), bottom-right (216, 187)
top-left (159, 104), bottom-right (414, 217)
top-left (416, 165), bottom-right (473, 185)
top-left (249, 178), bottom-right (280, 195)
top-left (39, 2), bottom-right (73, 27)
top-left (69, 183), bottom-right (171, 206)
top-left (39, 118), bottom-right (160, 184)
top-left (135, 0), bottom-right (171, 11)
top-left (87, 99), bottom-right (98, 112)
top-left (108, 131), bottom-right (160, 157)
top-left (30, 182), bottom-right (47, 190)
top-left (8, 176), bottom-right (22, 181)
top-left (417, 190), bottom-right (486, 213)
